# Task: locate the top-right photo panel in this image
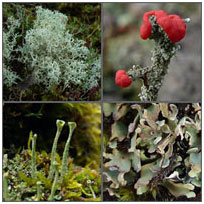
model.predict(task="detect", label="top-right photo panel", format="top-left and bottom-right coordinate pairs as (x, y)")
top-left (103, 3), bottom-right (201, 102)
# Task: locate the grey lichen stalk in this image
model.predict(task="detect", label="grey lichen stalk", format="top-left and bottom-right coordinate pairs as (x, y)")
top-left (127, 16), bottom-right (182, 101)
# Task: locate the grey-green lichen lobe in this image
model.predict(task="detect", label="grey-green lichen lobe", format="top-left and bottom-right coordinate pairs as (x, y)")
top-left (103, 103), bottom-right (201, 201)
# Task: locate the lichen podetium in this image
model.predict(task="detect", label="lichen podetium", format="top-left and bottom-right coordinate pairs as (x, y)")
top-left (61, 122), bottom-right (77, 182)
top-left (115, 10), bottom-right (190, 101)
top-left (3, 119), bottom-right (101, 201)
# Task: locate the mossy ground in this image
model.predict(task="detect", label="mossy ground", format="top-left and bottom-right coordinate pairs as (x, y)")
top-left (4, 150), bottom-right (101, 201)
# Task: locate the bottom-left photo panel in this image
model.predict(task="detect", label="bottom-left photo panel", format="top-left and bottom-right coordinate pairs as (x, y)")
top-left (3, 103), bottom-right (101, 201)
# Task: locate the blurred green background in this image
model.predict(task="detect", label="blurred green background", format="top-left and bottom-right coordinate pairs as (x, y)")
top-left (3, 103), bottom-right (101, 168)
top-left (103, 3), bottom-right (201, 101)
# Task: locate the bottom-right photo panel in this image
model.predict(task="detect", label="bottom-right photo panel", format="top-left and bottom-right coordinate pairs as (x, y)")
top-left (103, 103), bottom-right (201, 201)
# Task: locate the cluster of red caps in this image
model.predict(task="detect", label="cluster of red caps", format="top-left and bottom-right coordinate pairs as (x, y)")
top-left (140, 10), bottom-right (186, 43)
top-left (115, 10), bottom-right (186, 88)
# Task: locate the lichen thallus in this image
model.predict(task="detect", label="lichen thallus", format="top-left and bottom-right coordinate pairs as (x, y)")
top-left (3, 120), bottom-right (76, 201)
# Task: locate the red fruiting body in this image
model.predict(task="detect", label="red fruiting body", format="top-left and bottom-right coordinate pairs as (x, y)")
top-left (140, 11), bottom-right (155, 39)
top-left (119, 74), bottom-right (132, 87)
top-left (154, 10), bottom-right (167, 19)
top-left (140, 10), bottom-right (186, 43)
top-left (140, 10), bottom-right (167, 40)
top-left (157, 14), bottom-right (186, 43)
top-left (140, 23), bottom-right (152, 40)
top-left (115, 70), bottom-right (126, 77)
top-left (115, 70), bottom-right (132, 88)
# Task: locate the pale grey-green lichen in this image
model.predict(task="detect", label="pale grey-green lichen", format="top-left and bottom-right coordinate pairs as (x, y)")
top-left (3, 6), bottom-right (100, 97)
top-left (3, 17), bottom-right (22, 88)
top-left (103, 103), bottom-right (201, 201)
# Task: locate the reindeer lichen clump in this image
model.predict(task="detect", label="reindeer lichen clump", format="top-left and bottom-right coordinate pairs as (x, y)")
top-left (3, 6), bottom-right (101, 100)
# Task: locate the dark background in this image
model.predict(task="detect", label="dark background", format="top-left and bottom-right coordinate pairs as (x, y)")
top-left (3, 103), bottom-right (101, 168)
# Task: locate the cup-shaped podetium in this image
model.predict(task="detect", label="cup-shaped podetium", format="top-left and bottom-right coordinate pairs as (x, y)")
top-left (56, 119), bottom-right (65, 132)
top-left (68, 122), bottom-right (77, 134)
top-left (48, 120), bottom-right (65, 180)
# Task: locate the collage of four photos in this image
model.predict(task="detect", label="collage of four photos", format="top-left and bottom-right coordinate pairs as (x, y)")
top-left (2, 2), bottom-right (201, 202)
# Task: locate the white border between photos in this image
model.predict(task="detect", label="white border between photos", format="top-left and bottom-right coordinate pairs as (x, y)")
top-left (0, 0), bottom-right (203, 203)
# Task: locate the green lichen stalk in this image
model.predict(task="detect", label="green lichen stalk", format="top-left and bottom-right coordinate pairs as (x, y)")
top-left (48, 162), bottom-right (59, 201)
top-left (28, 131), bottom-right (33, 151)
top-left (3, 172), bottom-right (9, 201)
top-left (31, 133), bottom-right (37, 178)
top-left (61, 122), bottom-right (77, 182)
top-left (48, 120), bottom-right (65, 180)
top-left (3, 109), bottom-right (101, 201)
top-left (88, 181), bottom-right (96, 199)
top-left (36, 181), bottom-right (41, 201)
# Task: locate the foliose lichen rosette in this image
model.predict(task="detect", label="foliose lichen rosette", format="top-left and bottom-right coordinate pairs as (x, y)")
top-left (103, 103), bottom-right (201, 201)
top-left (115, 10), bottom-right (189, 101)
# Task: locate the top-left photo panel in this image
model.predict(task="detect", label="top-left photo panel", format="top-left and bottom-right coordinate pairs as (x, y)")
top-left (3, 3), bottom-right (101, 101)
